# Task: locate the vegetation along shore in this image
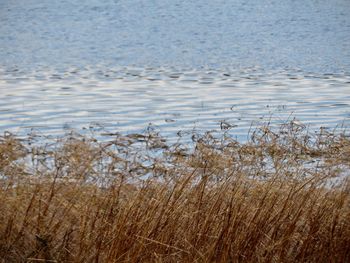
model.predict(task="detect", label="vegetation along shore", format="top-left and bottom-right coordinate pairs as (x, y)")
top-left (1, 121), bottom-right (349, 262)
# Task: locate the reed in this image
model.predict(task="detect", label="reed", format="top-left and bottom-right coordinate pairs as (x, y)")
top-left (0, 122), bottom-right (349, 262)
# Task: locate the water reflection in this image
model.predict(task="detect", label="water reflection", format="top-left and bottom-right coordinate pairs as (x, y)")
top-left (0, 67), bottom-right (349, 141)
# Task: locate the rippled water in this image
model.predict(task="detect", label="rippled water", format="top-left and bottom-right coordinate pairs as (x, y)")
top-left (0, 0), bottom-right (350, 140)
top-left (1, 67), bottom-right (349, 141)
top-left (1, 0), bottom-right (350, 71)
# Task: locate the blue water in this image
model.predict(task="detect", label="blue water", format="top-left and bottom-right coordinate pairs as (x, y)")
top-left (1, 0), bottom-right (349, 72)
top-left (0, 0), bottom-right (350, 141)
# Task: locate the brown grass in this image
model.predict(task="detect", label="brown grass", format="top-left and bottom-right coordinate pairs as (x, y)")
top-left (0, 122), bottom-right (349, 262)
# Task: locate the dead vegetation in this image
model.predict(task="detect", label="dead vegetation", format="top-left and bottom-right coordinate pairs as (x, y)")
top-left (0, 122), bottom-right (349, 262)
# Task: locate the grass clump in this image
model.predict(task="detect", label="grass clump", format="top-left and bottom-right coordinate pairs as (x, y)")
top-left (0, 122), bottom-right (349, 262)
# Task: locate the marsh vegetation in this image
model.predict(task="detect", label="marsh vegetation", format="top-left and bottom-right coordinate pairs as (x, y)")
top-left (1, 121), bottom-right (349, 262)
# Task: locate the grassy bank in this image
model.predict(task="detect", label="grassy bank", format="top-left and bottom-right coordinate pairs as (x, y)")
top-left (1, 122), bottom-right (349, 262)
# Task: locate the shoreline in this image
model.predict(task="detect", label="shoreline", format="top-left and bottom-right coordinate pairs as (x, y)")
top-left (1, 122), bottom-right (349, 261)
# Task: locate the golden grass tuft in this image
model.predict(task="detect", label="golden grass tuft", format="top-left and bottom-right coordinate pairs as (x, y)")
top-left (0, 122), bottom-right (349, 262)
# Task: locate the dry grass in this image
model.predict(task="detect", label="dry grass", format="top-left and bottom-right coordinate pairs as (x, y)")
top-left (0, 122), bottom-right (349, 262)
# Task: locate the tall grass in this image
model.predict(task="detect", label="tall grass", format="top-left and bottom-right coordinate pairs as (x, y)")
top-left (1, 122), bottom-right (349, 262)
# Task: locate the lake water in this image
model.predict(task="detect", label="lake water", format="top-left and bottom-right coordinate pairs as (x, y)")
top-left (0, 0), bottom-right (350, 140)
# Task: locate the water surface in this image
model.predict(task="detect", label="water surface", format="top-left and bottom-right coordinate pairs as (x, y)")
top-left (0, 0), bottom-right (349, 72)
top-left (0, 0), bottom-right (350, 140)
top-left (1, 68), bottom-right (349, 141)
